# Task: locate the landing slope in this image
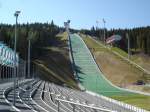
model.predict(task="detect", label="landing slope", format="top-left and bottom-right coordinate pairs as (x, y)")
top-left (77, 34), bottom-right (150, 110)
top-left (70, 34), bottom-right (131, 96)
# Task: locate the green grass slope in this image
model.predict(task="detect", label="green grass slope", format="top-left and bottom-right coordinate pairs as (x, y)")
top-left (79, 34), bottom-right (150, 110)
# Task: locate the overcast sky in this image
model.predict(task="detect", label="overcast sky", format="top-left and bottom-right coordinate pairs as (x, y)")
top-left (0, 0), bottom-right (150, 29)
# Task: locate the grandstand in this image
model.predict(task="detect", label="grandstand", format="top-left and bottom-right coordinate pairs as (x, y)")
top-left (0, 78), bottom-right (147, 112)
top-left (0, 33), bottom-right (149, 112)
top-left (0, 42), bottom-right (23, 80)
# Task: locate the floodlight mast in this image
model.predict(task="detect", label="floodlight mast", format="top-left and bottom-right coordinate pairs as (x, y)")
top-left (103, 18), bottom-right (106, 44)
top-left (96, 20), bottom-right (99, 30)
top-left (27, 37), bottom-right (31, 79)
top-left (13, 10), bottom-right (20, 106)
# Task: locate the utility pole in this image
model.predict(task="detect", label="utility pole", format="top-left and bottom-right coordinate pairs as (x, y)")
top-left (13, 11), bottom-right (20, 106)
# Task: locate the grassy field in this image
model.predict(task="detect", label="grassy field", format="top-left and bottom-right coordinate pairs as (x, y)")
top-left (80, 34), bottom-right (150, 111)
top-left (111, 47), bottom-right (128, 57)
top-left (80, 34), bottom-right (146, 86)
top-left (111, 94), bottom-right (150, 111)
top-left (112, 47), bottom-right (150, 73)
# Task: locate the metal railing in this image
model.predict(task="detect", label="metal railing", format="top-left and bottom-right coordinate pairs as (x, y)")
top-left (0, 58), bottom-right (26, 82)
top-left (55, 98), bottom-right (114, 112)
top-left (87, 91), bottom-right (149, 112)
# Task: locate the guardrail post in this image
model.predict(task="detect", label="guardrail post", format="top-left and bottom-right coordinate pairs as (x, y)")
top-left (72, 104), bottom-right (75, 112)
top-left (57, 100), bottom-right (60, 112)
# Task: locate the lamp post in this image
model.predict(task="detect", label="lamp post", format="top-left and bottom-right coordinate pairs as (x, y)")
top-left (13, 10), bottom-right (20, 106)
top-left (24, 61), bottom-right (26, 79)
top-left (27, 38), bottom-right (31, 78)
top-left (103, 18), bottom-right (106, 44)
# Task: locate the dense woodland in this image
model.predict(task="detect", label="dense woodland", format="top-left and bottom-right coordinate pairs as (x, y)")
top-left (1, 22), bottom-right (150, 60)
top-left (0, 21), bottom-right (63, 61)
top-left (80, 26), bottom-right (150, 55)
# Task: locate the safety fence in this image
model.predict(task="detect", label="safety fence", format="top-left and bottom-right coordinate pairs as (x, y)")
top-left (0, 42), bottom-right (26, 82)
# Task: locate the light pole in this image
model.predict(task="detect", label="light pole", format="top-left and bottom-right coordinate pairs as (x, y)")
top-left (27, 38), bottom-right (31, 78)
top-left (24, 61), bottom-right (26, 79)
top-left (96, 20), bottom-right (99, 31)
top-left (13, 10), bottom-right (20, 106)
top-left (103, 18), bottom-right (106, 44)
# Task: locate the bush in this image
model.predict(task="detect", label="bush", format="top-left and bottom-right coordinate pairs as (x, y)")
top-left (136, 80), bottom-right (145, 85)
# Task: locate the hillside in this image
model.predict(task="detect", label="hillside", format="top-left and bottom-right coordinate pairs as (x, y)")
top-left (0, 23), bottom-right (79, 89)
top-left (80, 34), bottom-right (150, 87)
top-left (75, 34), bottom-right (150, 110)
top-left (80, 34), bottom-right (150, 110)
top-left (33, 32), bottom-right (78, 89)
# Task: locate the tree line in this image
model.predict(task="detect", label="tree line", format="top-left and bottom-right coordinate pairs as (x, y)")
top-left (0, 21), bottom-right (63, 61)
top-left (1, 22), bottom-right (150, 57)
top-left (80, 26), bottom-right (150, 55)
